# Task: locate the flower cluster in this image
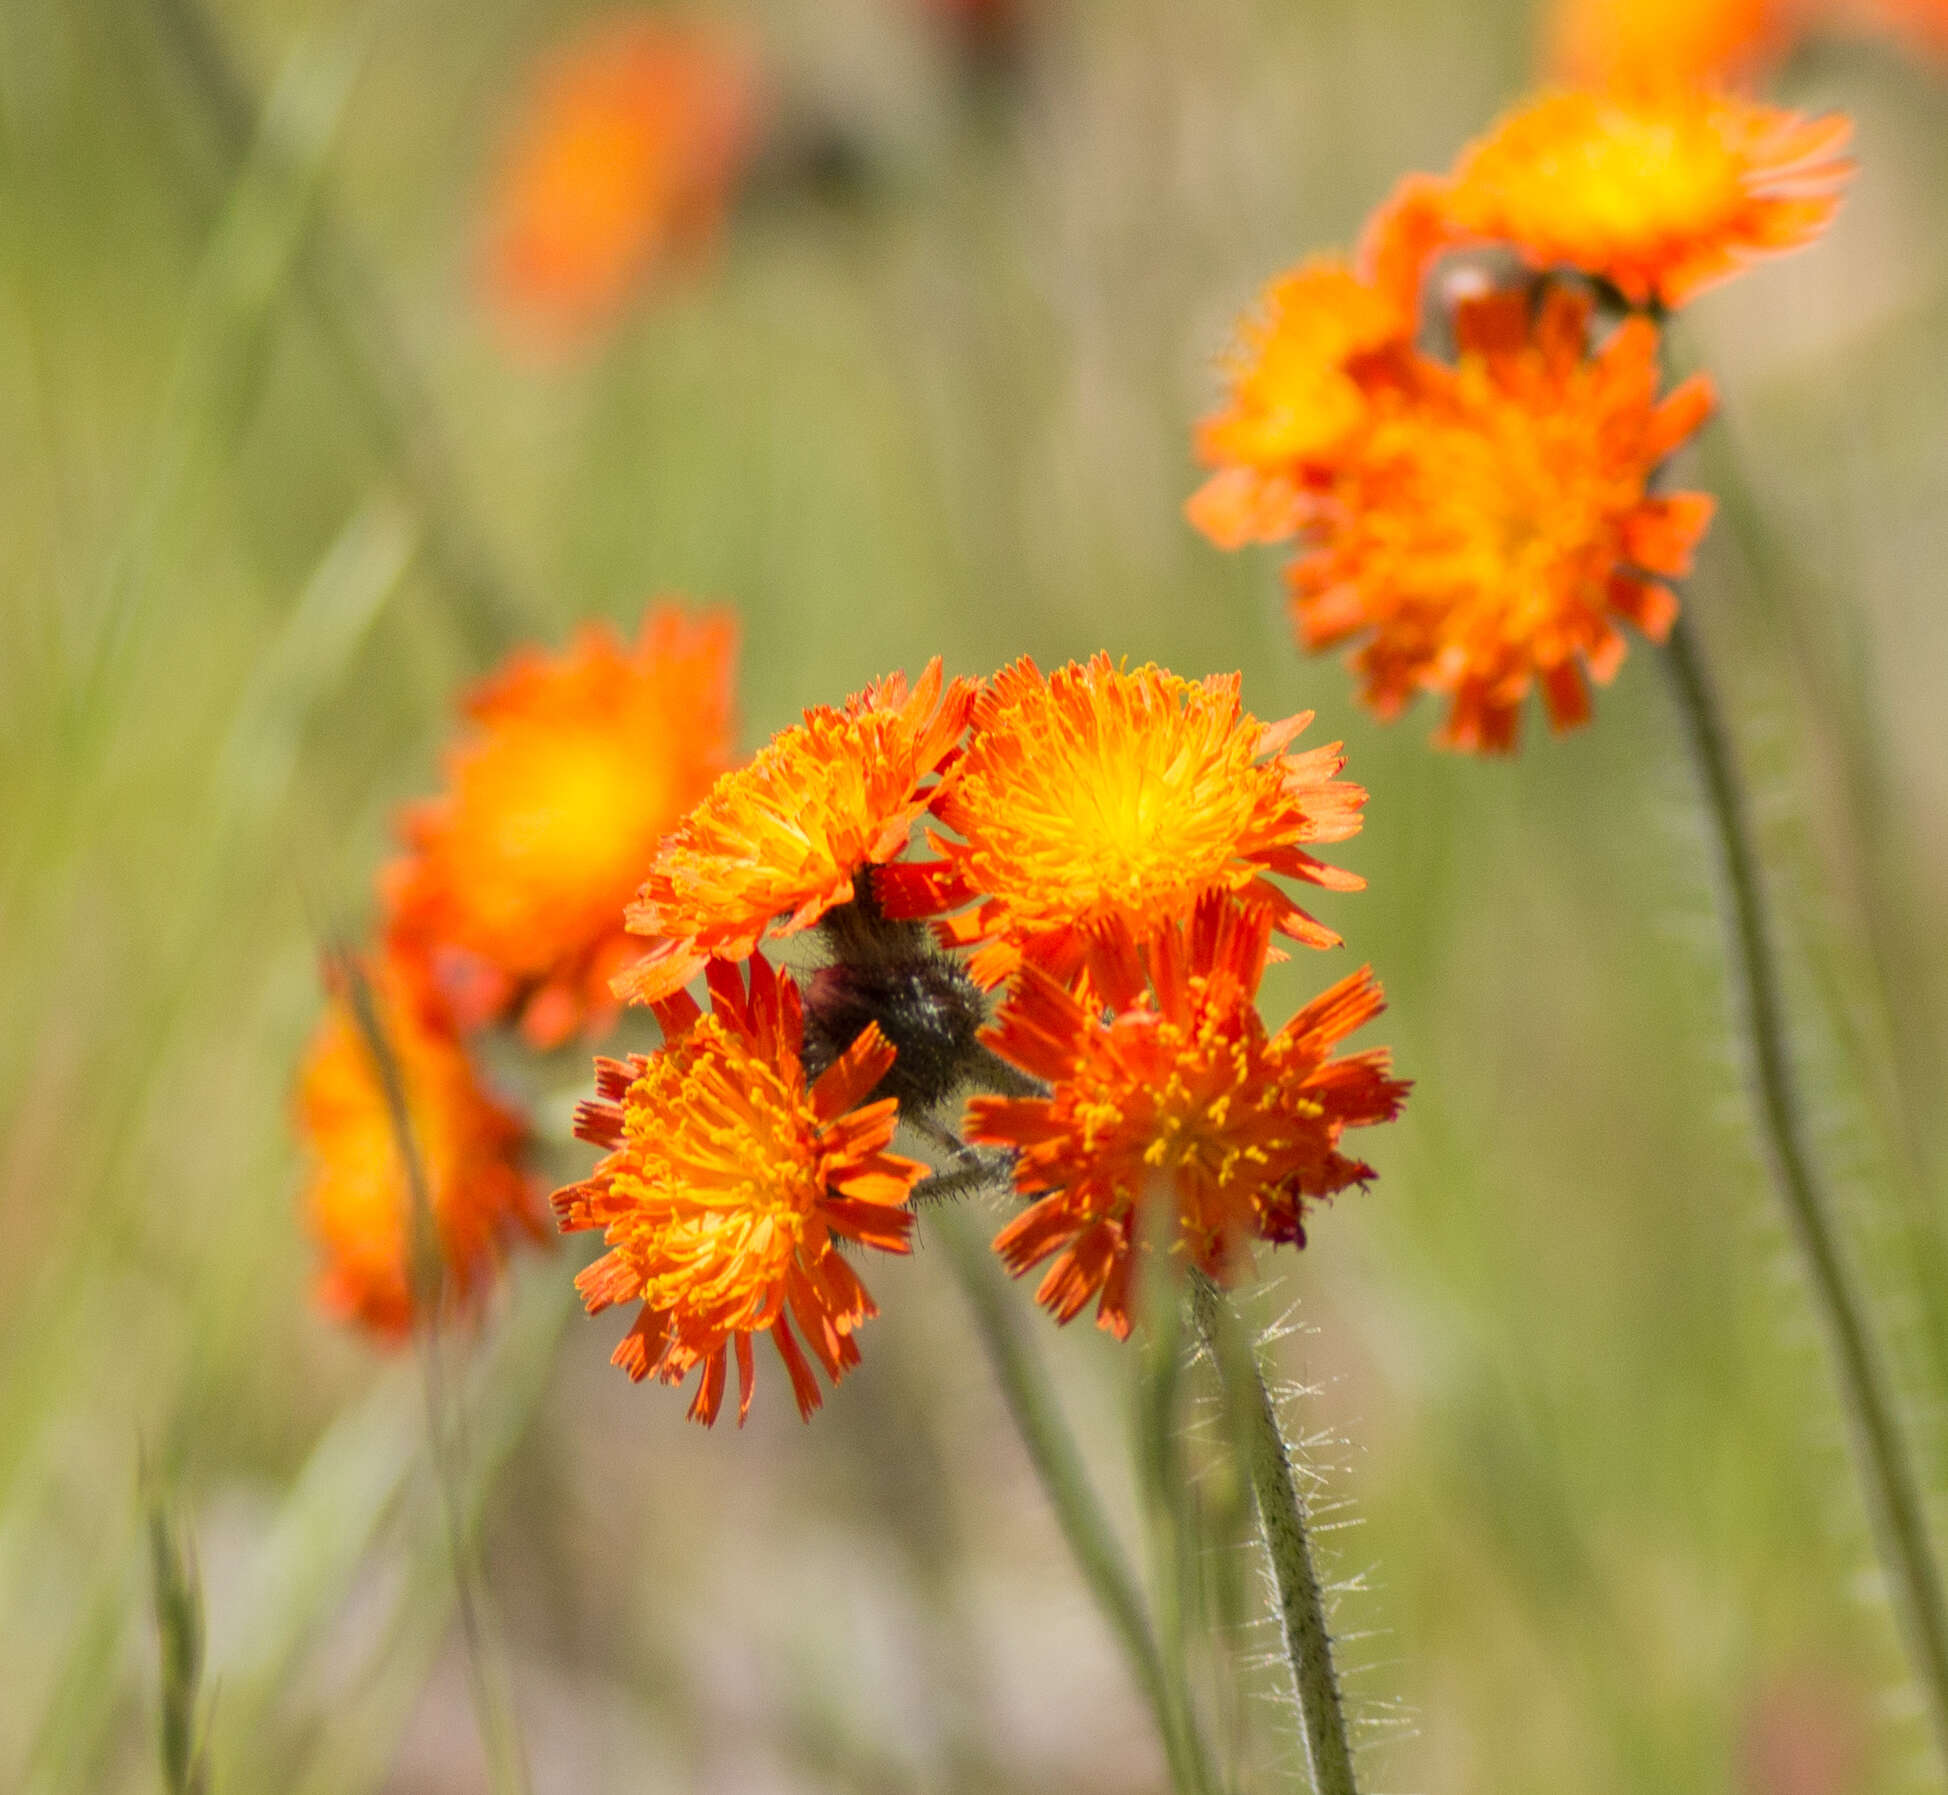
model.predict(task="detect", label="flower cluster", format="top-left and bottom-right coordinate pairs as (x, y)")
top-left (295, 603), bottom-right (737, 1340)
top-left (293, 558), bottom-right (1404, 1425)
top-left (574, 651), bottom-right (1404, 1398)
top-left (1190, 82), bottom-right (1853, 750)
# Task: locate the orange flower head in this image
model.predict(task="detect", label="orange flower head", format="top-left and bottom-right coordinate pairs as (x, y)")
top-left (876, 655), bottom-right (1366, 990)
top-left (483, 16), bottom-right (763, 346)
top-left (614, 658), bottom-right (977, 1006)
top-left (1288, 284), bottom-right (1716, 752)
top-left (1545, 0), bottom-right (1792, 89)
top-left (1443, 86), bottom-right (1854, 309)
top-left (386, 606), bottom-right (738, 1048)
top-left (966, 897), bottom-right (1408, 1339)
top-left (297, 958), bottom-right (544, 1342)
top-left (1358, 172), bottom-right (1470, 317)
top-left (554, 953), bottom-right (925, 1424)
top-left (1187, 259), bottom-right (1409, 552)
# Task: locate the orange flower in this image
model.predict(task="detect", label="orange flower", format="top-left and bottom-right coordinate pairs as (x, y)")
top-left (876, 656), bottom-right (1366, 990)
top-left (554, 953), bottom-right (924, 1424)
top-left (1187, 258), bottom-right (1410, 552)
top-left (483, 16), bottom-right (763, 346)
top-left (1544, 0), bottom-right (1792, 89)
top-left (966, 898), bottom-right (1407, 1339)
top-left (613, 658), bottom-right (976, 1006)
top-left (1287, 284), bottom-right (1715, 753)
top-left (297, 958), bottom-right (543, 1342)
top-left (1442, 86), bottom-right (1854, 309)
top-left (385, 606), bottom-right (738, 1049)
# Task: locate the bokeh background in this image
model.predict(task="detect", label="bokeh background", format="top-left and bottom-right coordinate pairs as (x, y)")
top-left (5, 0), bottom-right (1948, 1790)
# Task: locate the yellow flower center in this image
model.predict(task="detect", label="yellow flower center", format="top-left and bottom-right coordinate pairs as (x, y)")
top-left (617, 1019), bottom-right (826, 1325)
top-left (456, 719), bottom-right (671, 961)
top-left (1553, 107), bottom-right (1743, 240)
top-left (1066, 1007), bottom-right (1301, 1248)
top-left (957, 671), bottom-right (1282, 932)
top-left (1355, 355), bottom-right (1640, 650)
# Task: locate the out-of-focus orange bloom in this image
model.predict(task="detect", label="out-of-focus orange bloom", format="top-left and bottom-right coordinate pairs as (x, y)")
top-left (554, 953), bottom-right (924, 1424)
top-left (1441, 86), bottom-right (1854, 309)
top-left (1287, 285), bottom-right (1716, 752)
top-left (1186, 259), bottom-right (1411, 552)
top-left (483, 15), bottom-right (763, 345)
top-left (1840, 0), bottom-right (1948, 56)
top-left (966, 898), bottom-right (1406, 1339)
top-left (297, 959), bottom-right (543, 1342)
top-left (613, 658), bottom-right (976, 1006)
top-left (875, 656), bottom-right (1365, 990)
top-left (1544, 0), bottom-right (1792, 90)
top-left (385, 606), bottom-right (738, 1049)
top-left (1358, 173), bottom-right (1468, 316)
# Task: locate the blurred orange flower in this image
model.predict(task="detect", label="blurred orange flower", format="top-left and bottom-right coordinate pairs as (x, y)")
top-left (967, 898), bottom-right (1406, 1339)
top-left (555, 954), bottom-right (924, 1424)
top-left (1842, 0), bottom-right (1948, 56)
top-left (877, 656), bottom-right (1364, 990)
top-left (483, 15), bottom-right (763, 346)
top-left (1186, 258), bottom-right (1410, 552)
top-left (297, 959), bottom-right (543, 1342)
top-left (1442, 86), bottom-right (1854, 309)
top-left (1288, 285), bottom-right (1716, 752)
top-left (613, 658), bottom-right (976, 1006)
top-left (385, 605), bottom-right (738, 1049)
top-left (1544, 0), bottom-right (1791, 90)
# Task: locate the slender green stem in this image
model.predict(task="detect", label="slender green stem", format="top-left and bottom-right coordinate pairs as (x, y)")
top-left (340, 955), bottom-right (534, 1795)
top-left (143, 0), bottom-right (529, 661)
top-left (1191, 1277), bottom-right (1358, 1795)
top-left (931, 1200), bottom-right (1220, 1794)
top-left (1662, 614), bottom-right (1948, 1770)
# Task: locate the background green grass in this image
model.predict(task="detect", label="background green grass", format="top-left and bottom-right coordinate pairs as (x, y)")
top-left (4, 0), bottom-right (1948, 1788)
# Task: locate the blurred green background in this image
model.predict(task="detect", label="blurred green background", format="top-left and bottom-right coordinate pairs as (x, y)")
top-left (5, 0), bottom-right (1948, 1789)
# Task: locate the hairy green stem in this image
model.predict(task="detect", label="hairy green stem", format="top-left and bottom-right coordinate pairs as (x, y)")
top-left (932, 1201), bottom-right (1220, 1794)
top-left (1662, 614), bottom-right (1948, 1769)
top-left (1192, 1277), bottom-right (1358, 1795)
